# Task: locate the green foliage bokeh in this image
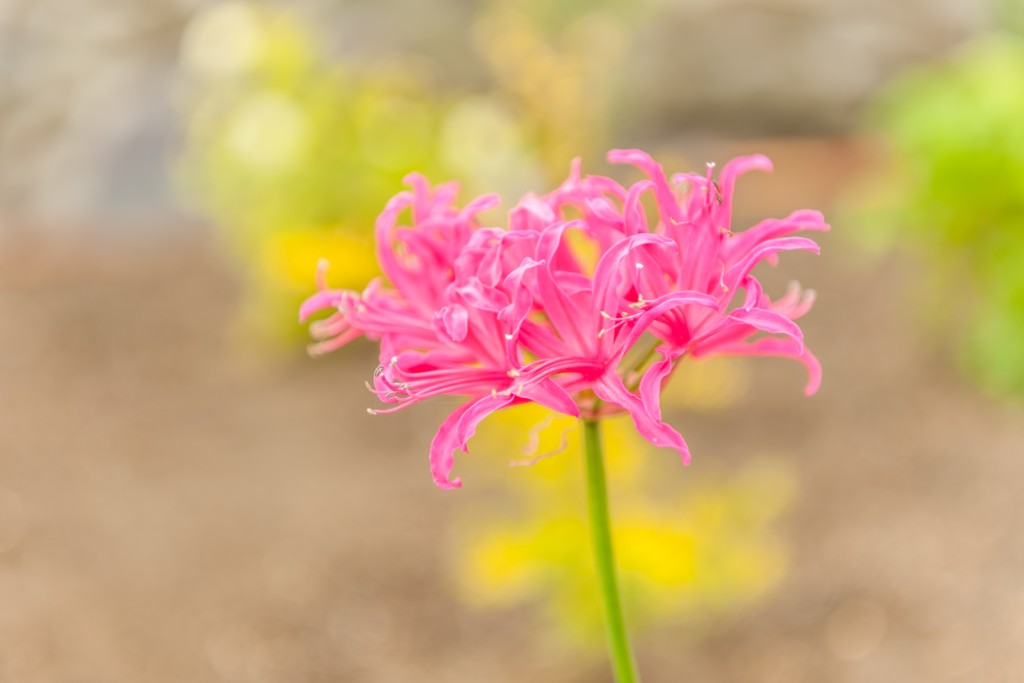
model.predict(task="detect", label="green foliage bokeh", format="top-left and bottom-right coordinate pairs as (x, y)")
top-left (864, 34), bottom-right (1024, 395)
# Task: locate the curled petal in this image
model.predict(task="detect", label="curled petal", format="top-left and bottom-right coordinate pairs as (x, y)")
top-left (696, 337), bottom-right (822, 396)
top-left (535, 222), bottom-right (594, 353)
top-left (770, 281), bottom-right (817, 320)
top-left (374, 190), bottom-right (417, 291)
top-left (514, 377), bottom-right (580, 417)
top-left (726, 210), bottom-right (829, 261)
top-left (621, 179), bottom-right (655, 235)
top-left (499, 258), bottom-right (543, 332)
top-left (455, 277), bottom-right (508, 311)
top-left (429, 394), bottom-right (516, 489)
top-left (585, 196), bottom-right (625, 228)
top-left (510, 194), bottom-right (557, 232)
top-left (308, 328), bottom-right (362, 358)
top-left (715, 154), bottom-right (772, 229)
top-left (458, 193), bottom-right (501, 221)
top-left (594, 372), bottom-right (691, 464)
top-left (607, 148), bottom-right (683, 225)
top-left (728, 307), bottom-right (805, 351)
top-left (434, 304), bottom-right (469, 342)
top-left (638, 347), bottom-right (681, 423)
top-left (723, 236), bottom-right (821, 294)
top-left (298, 289), bottom-right (347, 323)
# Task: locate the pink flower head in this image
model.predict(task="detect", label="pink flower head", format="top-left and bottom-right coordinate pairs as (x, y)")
top-left (301, 150), bottom-right (829, 489)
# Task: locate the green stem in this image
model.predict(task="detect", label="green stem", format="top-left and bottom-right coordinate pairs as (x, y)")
top-left (582, 418), bottom-right (641, 683)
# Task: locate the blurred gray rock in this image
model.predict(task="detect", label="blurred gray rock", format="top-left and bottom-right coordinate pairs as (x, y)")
top-left (620, 0), bottom-right (990, 136)
top-left (0, 0), bottom-right (994, 220)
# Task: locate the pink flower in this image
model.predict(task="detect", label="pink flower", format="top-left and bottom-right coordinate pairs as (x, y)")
top-left (301, 150), bottom-right (828, 489)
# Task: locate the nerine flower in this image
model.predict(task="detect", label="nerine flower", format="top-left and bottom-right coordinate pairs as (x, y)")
top-left (301, 150), bottom-right (828, 488)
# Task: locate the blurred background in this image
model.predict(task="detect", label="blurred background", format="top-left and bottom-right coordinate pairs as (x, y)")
top-left (3, 0), bottom-right (1024, 681)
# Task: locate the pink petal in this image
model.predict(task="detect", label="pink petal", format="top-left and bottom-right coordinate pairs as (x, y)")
top-left (591, 232), bottom-right (677, 326)
top-left (728, 307), bottom-right (805, 351)
top-left (726, 210), bottom-right (828, 258)
top-left (723, 236), bottom-right (821, 293)
top-left (374, 190), bottom-right (417, 293)
top-left (610, 290), bottom-right (720, 363)
top-left (695, 337), bottom-right (822, 396)
top-left (535, 223), bottom-right (593, 354)
top-left (607, 148), bottom-right (683, 225)
top-left (510, 194), bottom-right (557, 232)
top-left (714, 154), bottom-right (773, 229)
top-left (429, 394), bottom-right (516, 489)
top-left (434, 304), bottom-right (469, 342)
top-left (458, 193), bottom-right (501, 221)
top-left (638, 347), bottom-right (680, 423)
top-left (770, 282), bottom-right (817, 320)
top-left (455, 277), bottom-right (508, 312)
top-left (514, 377), bottom-right (580, 417)
top-left (593, 372), bottom-right (691, 464)
top-left (298, 289), bottom-right (347, 323)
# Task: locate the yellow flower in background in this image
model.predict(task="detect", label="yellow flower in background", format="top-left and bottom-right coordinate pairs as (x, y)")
top-left (260, 230), bottom-right (376, 292)
top-left (451, 405), bottom-right (795, 645)
top-left (226, 229), bottom-right (378, 349)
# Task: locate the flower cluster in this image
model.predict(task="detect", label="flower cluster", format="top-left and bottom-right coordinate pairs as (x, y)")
top-left (301, 150), bottom-right (828, 488)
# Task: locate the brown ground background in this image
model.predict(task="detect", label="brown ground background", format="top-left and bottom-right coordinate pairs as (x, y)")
top-left (2, 139), bottom-right (1024, 682)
